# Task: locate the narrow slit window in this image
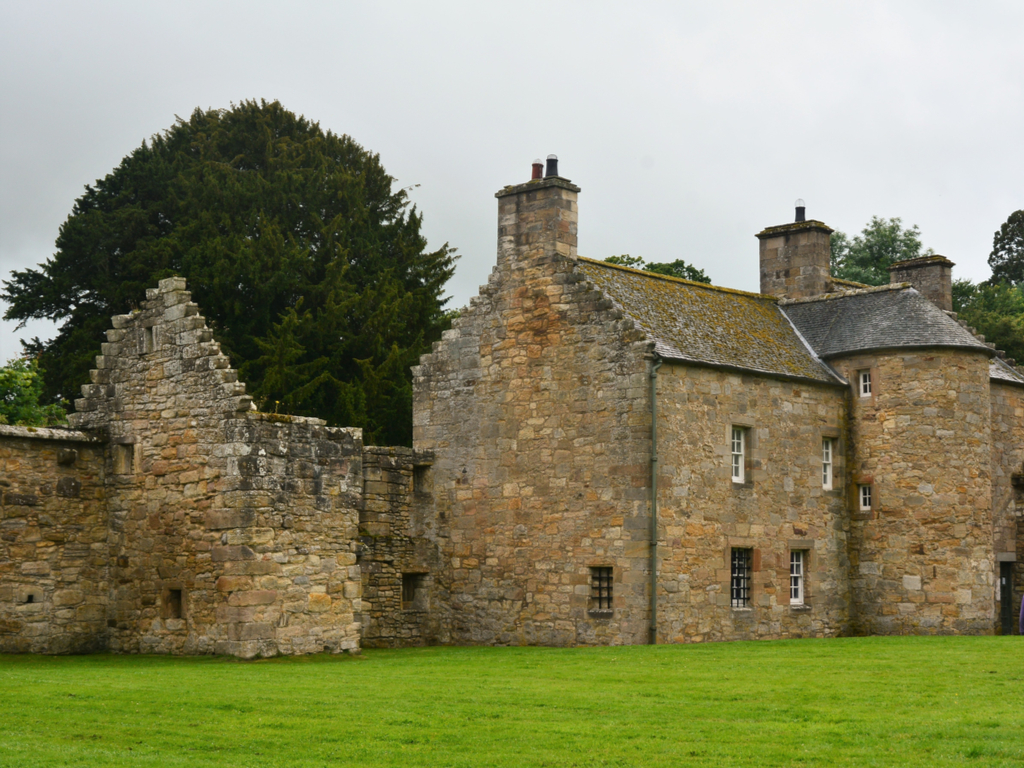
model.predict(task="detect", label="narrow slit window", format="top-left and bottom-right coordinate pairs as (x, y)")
top-left (822, 438), bottom-right (833, 490)
top-left (402, 573), bottom-right (425, 610)
top-left (590, 567), bottom-right (613, 612)
top-left (730, 548), bottom-right (752, 608)
top-left (790, 551), bottom-right (805, 605)
top-left (859, 370), bottom-right (872, 397)
top-left (165, 588), bottom-right (183, 619)
top-left (731, 427), bottom-right (745, 484)
top-left (859, 484), bottom-right (872, 511)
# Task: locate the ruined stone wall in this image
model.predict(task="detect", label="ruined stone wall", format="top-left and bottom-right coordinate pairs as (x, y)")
top-left (359, 446), bottom-right (437, 647)
top-left (413, 180), bottom-right (655, 646)
top-left (69, 277), bottom-right (363, 658)
top-left (834, 349), bottom-right (994, 635)
top-left (0, 427), bottom-right (107, 653)
top-left (654, 365), bottom-right (851, 642)
top-left (991, 381), bottom-right (1024, 632)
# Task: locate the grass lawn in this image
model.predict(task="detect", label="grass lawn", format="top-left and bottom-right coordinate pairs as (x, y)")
top-left (0, 636), bottom-right (1022, 767)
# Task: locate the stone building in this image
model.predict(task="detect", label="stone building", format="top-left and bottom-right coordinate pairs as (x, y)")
top-left (1, 161), bottom-right (1022, 656)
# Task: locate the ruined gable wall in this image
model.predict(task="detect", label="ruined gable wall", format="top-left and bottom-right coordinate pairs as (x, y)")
top-left (991, 381), bottom-right (1024, 632)
top-left (0, 427), bottom-right (107, 653)
top-left (69, 277), bottom-right (363, 658)
top-left (834, 349), bottom-right (994, 635)
top-left (414, 190), bottom-right (654, 646)
top-left (654, 365), bottom-right (850, 642)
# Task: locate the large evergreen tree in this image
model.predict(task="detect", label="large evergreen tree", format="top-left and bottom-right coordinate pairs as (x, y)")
top-left (2, 100), bottom-right (456, 445)
top-left (988, 210), bottom-right (1024, 285)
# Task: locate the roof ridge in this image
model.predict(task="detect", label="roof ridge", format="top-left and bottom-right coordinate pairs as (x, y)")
top-left (576, 256), bottom-right (774, 301)
top-left (778, 282), bottom-right (912, 306)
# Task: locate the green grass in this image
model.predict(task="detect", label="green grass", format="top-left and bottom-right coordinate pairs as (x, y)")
top-left (1, 637), bottom-right (1022, 767)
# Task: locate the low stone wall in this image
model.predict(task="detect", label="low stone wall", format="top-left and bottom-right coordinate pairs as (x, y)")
top-left (0, 426), bottom-right (107, 653)
top-left (359, 446), bottom-right (437, 647)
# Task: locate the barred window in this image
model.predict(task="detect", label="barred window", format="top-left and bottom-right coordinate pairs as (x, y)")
top-left (590, 567), bottom-right (613, 612)
top-left (790, 551), bottom-right (805, 605)
top-left (822, 438), bottom-right (833, 490)
top-left (731, 427), bottom-right (745, 484)
top-left (859, 484), bottom-right (872, 511)
top-left (730, 548), bottom-right (752, 608)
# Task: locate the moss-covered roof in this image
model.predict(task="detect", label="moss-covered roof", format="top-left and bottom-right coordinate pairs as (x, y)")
top-left (575, 257), bottom-right (841, 384)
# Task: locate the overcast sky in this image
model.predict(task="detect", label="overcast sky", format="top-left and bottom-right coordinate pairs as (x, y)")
top-left (2, 1), bottom-right (1022, 364)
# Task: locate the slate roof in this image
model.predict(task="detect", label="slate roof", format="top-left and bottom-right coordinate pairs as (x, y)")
top-left (991, 358), bottom-right (1024, 386)
top-left (780, 286), bottom-right (991, 358)
top-left (575, 258), bottom-right (840, 384)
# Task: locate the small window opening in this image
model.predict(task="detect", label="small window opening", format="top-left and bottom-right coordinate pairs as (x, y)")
top-left (731, 548), bottom-right (752, 608)
top-left (790, 551), bottom-right (806, 606)
top-left (859, 484), bottom-right (873, 511)
top-left (26, 594), bottom-right (35, 604)
top-left (144, 326), bottom-right (155, 354)
top-left (413, 465), bottom-right (430, 495)
top-left (731, 427), bottom-right (746, 484)
top-left (590, 567), bottom-right (613, 612)
top-left (166, 589), bottom-right (183, 619)
top-left (859, 370), bottom-right (872, 397)
top-left (402, 573), bottom-right (426, 611)
top-left (112, 444), bottom-right (134, 475)
top-left (822, 438), bottom-right (833, 490)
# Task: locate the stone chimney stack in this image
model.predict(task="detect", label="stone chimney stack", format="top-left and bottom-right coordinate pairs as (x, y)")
top-left (495, 155), bottom-right (580, 268)
top-left (888, 255), bottom-right (954, 312)
top-left (756, 202), bottom-right (834, 300)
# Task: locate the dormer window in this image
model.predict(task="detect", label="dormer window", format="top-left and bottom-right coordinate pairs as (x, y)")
top-left (859, 370), bottom-right (872, 397)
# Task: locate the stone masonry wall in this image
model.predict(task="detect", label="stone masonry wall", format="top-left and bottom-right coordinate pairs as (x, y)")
top-left (991, 381), bottom-right (1024, 633)
top-left (0, 427), bottom-right (107, 653)
top-left (359, 446), bottom-right (438, 647)
top-left (68, 277), bottom-right (363, 658)
top-left (414, 179), bottom-right (655, 646)
top-left (654, 366), bottom-right (851, 642)
top-left (835, 349), bottom-right (995, 635)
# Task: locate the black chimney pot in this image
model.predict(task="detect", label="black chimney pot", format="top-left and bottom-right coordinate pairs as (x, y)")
top-left (545, 154), bottom-right (558, 178)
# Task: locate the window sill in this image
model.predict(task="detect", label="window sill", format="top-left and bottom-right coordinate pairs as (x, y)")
top-left (730, 606), bottom-right (753, 612)
top-left (789, 604), bottom-right (811, 612)
top-left (588, 609), bottom-right (613, 619)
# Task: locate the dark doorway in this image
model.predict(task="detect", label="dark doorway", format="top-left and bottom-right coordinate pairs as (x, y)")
top-left (999, 562), bottom-right (1015, 635)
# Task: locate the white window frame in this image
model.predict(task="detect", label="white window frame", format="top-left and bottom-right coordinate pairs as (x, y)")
top-left (790, 550), bottom-right (805, 605)
top-left (731, 427), bottom-right (745, 484)
top-left (859, 370), bottom-right (872, 397)
top-left (822, 438), bottom-right (833, 490)
top-left (859, 484), bottom-right (872, 511)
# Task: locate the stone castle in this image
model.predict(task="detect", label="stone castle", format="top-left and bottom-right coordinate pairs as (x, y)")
top-left (2, 160), bottom-right (1022, 656)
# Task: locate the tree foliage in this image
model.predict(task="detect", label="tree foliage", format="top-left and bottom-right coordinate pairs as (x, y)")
top-left (0, 358), bottom-right (67, 427)
top-left (1, 100), bottom-right (456, 445)
top-left (988, 210), bottom-right (1024, 285)
top-left (830, 216), bottom-right (932, 286)
top-left (603, 255), bottom-right (711, 284)
top-left (952, 279), bottom-right (1024, 364)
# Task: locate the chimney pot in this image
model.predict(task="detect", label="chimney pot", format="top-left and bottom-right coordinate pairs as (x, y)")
top-left (531, 159), bottom-right (543, 180)
top-left (795, 198), bottom-right (806, 223)
top-left (545, 154), bottom-right (559, 178)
